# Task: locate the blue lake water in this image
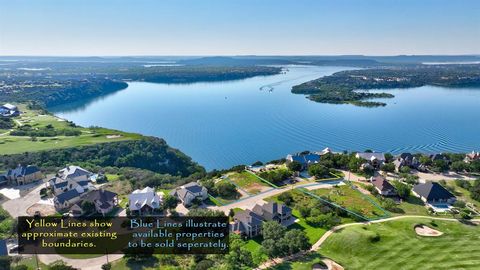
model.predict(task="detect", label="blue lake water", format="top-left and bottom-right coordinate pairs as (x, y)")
top-left (49, 66), bottom-right (480, 170)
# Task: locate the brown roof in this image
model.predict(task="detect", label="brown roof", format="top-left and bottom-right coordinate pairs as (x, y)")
top-left (371, 176), bottom-right (395, 192)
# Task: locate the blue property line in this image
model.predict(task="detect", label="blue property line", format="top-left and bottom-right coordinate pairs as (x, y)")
top-left (224, 176), bottom-right (252, 196)
top-left (244, 170), bottom-right (280, 188)
top-left (343, 180), bottom-right (390, 219)
top-left (296, 187), bottom-right (371, 221)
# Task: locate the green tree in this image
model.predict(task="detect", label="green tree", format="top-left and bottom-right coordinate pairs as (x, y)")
top-left (101, 263), bottom-right (112, 270)
top-left (48, 261), bottom-right (78, 270)
top-left (394, 181), bottom-right (411, 199)
top-left (450, 161), bottom-right (467, 172)
top-left (262, 221), bottom-right (286, 241)
top-left (381, 163), bottom-right (395, 173)
top-left (80, 201), bottom-right (96, 215)
top-left (215, 181), bottom-right (238, 199)
top-left (287, 161), bottom-right (303, 172)
top-left (281, 229), bottom-right (311, 255)
top-left (308, 164), bottom-right (330, 179)
top-left (162, 194), bottom-right (178, 210)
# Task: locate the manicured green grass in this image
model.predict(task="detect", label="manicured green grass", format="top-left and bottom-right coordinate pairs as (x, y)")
top-left (395, 195), bottom-right (429, 216)
top-left (312, 185), bottom-right (386, 219)
top-left (270, 253), bottom-right (326, 270)
top-left (319, 218), bottom-right (480, 270)
top-left (290, 209), bottom-right (328, 244)
top-left (60, 253), bottom-right (104, 259)
top-left (228, 171), bottom-right (271, 194)
top-left (0, 105), bottom-right (142, 154)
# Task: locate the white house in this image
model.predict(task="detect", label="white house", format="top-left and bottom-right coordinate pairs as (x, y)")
top-left (128, 187), bottom-right (162, 215)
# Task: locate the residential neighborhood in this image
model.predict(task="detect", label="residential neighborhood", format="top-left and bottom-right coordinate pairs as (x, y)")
top-left (1, 148), bottom-right (479, 270)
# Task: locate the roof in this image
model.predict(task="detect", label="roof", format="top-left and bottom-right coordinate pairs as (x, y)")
top-left (55, 189), bottom-right (82, 204)
top-left (234, 209), bottom-right (264, 227)
top-left (2, 103), bottom-right (17, 111)
top-left (371, 176), bottom-right (396, 192)
top-left (430, 154), bottom-right (449, 161)
top-left (83, 189), bottom-right (117, 204)
top-left (0, 239), bottom-right (7, 256)
top-left (356, 152), bottom-right (386, 161)
top-left (399, 153), bottom-right (414, 161)
top-left (7, 165), bottom-right (40, 178)
top-left (53, 181), bottom-right (68, 189)
top-left (59, 165), bottom-right (92, 180)
top-left (129, 187), bottom-right (162, 211)
top-left (183, 182), bottom-right (205, 193)
top-left (258, 201), bottom-right (291, 216)
top-left (287, 153), bottom-right (320, 165)
top-left (413, 182), bottom-right (455, 201)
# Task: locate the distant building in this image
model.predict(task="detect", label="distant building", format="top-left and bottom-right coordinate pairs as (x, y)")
top-left (2, 165), bottom-right (42, 186)
top-left (129, 187), bottom-right (162, 215)
top-left (430, 153), bottom-right (449, 163)
top-left (170, 182), bottom-right (208, 206)
top-left (356, 152), bottom-right (386, 168)
top-left (0, 103), bottom-right (19, 117)
top-left (371, 176), bottom-right (396, 196)
top-left (286, 152), bottom-right (321, 170)
top-left (413, 182), bottom-right (456, 205)
top-left (465, 151), bottom-right (480, 163)
top-left (393, 153), bottom-right (419, 172)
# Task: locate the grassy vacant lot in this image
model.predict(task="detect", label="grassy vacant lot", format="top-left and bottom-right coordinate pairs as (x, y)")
top-left (0, 104), bottom-right (141, 154)
top-left (270, 253), bottom-right (326, 270)
top-left (320, 218), bottom-right (480, 270)
top-left (227, 171), bottom-right (272, 194)
top-left (312, 185), bottom-right (387, 219)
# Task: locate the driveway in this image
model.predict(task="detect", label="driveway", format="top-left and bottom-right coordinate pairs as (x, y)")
top-left (2, 181), bottom-right (48, 218)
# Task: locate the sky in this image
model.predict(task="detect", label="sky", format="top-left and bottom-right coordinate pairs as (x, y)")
top-left (0, 0), bottom-right (479, 56)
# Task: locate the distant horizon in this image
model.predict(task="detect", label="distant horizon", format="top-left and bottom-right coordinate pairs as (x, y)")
top-left (1, 0), bottom-right (478, 56)
top-left (1, 54), bottom-right (480, 58)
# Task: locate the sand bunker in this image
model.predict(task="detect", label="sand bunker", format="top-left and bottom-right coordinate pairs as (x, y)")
top-left (106, 134), bottom-right (122, 139)
top-left (322, 259), bottom-right (344, 270)
top-left (414, 224), bottom-right (443, 237)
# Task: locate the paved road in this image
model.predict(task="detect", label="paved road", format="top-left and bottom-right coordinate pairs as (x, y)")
top-left (256, 215), bottom-right (479, 269)
top-left (211, 181), bottom-right (341, 214)
top-left (2, 182), bottom-right (47, 218)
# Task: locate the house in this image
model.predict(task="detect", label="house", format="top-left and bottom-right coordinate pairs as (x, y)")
top-left (0, 103), bottom-right (19, 117)
top-left (54, 186), bottom-right (88, 210)
top-left (231, 209), bottom-right (264, 238)
top-left (464, 151), bottom-right (480, 163)
top-left (3, 165), bottom-right (42, 185)
top-left (129, 187), bottom-right (162, 215)
top-left (252, 201), bottom-right (292, 225)
top-left (81, 189), bottom-right (118, 216)
top-left (286, 152), bottom-right (321, 170)
top-left (356, 152), bottom-right (386, 168)
top-left (231, 202), bottom-right (292, 238)
top-left (49, 165), bottom-right (93, 195)
top-left (393, 153), bottom-right (419, 172)
top-left (412, 182), bottom-right (456, 205)
top-left (315, 147), bottom-right (333, 156)
top-left (370, 176), bottom-right (396, 196)
top-left (170, 182), bottom-right (208, 206)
